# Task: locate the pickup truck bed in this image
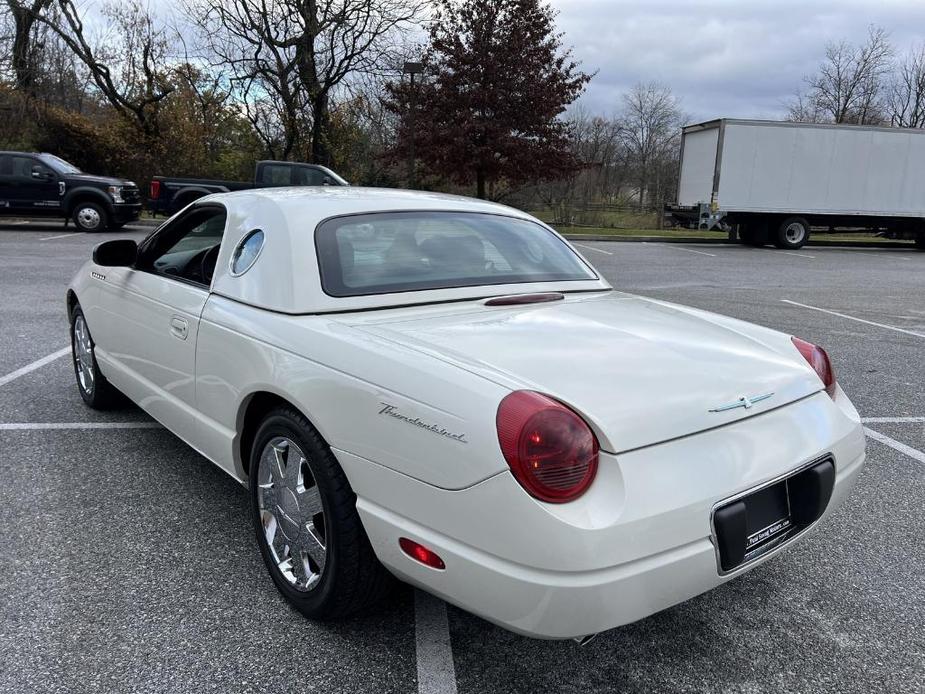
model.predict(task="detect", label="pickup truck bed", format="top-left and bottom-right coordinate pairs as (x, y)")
top-left (149, 161), bottom-right (347, 216)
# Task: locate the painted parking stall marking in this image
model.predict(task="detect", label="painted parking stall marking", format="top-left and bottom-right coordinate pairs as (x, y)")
top-left (781, 299), bottom-right (925, 338)
top-left (40, 231), bottom-right (84, 241)
top-left (572, 242), bottom-right (613, 256)
top-left (0, 347), bottom-right (70, 388)
top-left (0, 422), bottom-right (162, 431)
top-left (864, 427), bottom-right (925, 464)
top-left (414, 589), bottom-right (457, 694)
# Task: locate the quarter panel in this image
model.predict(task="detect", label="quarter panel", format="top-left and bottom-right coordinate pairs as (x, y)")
top-left (196, 296), bottom-right (511, 489)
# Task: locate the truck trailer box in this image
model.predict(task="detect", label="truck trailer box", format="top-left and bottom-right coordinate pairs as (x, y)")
top-left (673, 118), bottom-right (925, 249)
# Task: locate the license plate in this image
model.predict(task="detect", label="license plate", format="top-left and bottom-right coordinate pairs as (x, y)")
top-left (742, 481), bottom-right (791, 556)
top-left (713, 458), bottom-right (836, 572)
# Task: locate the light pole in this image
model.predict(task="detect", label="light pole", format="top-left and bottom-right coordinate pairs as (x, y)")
top-left (403, 61), bottom-right (423, 190)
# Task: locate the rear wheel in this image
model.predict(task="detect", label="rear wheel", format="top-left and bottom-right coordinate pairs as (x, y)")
top-left (775, 217), bottom-right (810, 249)
top-left (71, 306), bottom-right (123, 409)
top-left (250, 407), bottom-right (391, 619)
top-left (72, 201), bottom-right (109, 233)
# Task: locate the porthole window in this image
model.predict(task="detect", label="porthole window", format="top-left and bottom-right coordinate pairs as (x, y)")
top-left (230, 229), bottom-right (265, 276)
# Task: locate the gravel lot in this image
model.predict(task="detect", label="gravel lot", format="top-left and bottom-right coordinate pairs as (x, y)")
top-left (1, 222), bottom-right (922, 694)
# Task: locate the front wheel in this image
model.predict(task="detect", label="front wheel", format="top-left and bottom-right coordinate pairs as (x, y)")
top-left (71, 306), bottom-right (123, 409)
top-left (775, 217), bottom-right (810, 249)
top-left (250, 407), bottom-right (391, 619)
top-left (72, 201), bottom-right (109, 233)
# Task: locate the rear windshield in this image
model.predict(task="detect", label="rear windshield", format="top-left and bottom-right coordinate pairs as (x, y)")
top-left (315, 212), bottom-right (597, 297)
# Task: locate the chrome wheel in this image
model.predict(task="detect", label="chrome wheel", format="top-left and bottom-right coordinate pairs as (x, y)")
top-left (257, 437), bottom-right (327, 591)
top-left (76, 206), bottom-right (101, 230)
top-left (73, 314), bottom-right (95, 396)
top-left (784, 222), bottom-right (806, 244)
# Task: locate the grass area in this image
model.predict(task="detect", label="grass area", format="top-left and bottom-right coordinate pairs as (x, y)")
top-left (555, 226), bottom-right (726, 239)
top-left (556, 226), bottom-right (917, 244)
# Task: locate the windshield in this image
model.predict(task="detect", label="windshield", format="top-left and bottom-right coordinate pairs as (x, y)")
top-left (315, 211), bottom-right (597, 297)
top-left (37, 153), bottom-right (81, 174)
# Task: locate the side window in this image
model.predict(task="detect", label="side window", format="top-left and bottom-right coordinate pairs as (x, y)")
top-left (144, 207), bottom-right (227, 287)
top-left (260, 164), bottom-right (291, 186)
top-left (0, 155), bottom-right (13, 179)
top-left (291, 166), bottom-right (328, 186)
top-left (11, 156), bottom-right (38, 180)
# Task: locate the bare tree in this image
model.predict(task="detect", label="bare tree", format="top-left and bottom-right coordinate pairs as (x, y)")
top-left (32, 0), bottom-right (175, 136)
top-left (190, 0), bottom-right (425, 165)
top-left (1, 0), bottom-right (54, 93)
top-left (888, 45), bottom-right (925, 128)
top-left (618, 81), bottom-right (684, 209)
top-left (791, 26), bottom-right (893, 125)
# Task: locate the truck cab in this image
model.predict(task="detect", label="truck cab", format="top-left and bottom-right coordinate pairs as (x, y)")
top-left (0, 151), bottom-right (141, 232)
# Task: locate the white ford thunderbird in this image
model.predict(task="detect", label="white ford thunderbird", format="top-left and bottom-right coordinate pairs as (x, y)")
top-left (67, 188), bottom-right (866, 641)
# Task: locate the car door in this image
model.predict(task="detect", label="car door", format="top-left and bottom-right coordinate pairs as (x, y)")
top-left (90, 204), bottom-right (227, 446)
top-left (9, 155), bottom-right (59, 212)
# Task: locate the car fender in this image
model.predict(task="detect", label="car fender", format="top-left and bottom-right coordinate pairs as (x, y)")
top-left (63, 186), bottom-right (115, 216)
top-left (169, 185), bottom-right (228, 213)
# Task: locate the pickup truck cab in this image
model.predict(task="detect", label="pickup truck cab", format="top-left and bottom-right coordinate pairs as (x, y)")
top-left (149, 160), bottom-right (348, 216)
top-left (0, 151), bottom-right (141, 232)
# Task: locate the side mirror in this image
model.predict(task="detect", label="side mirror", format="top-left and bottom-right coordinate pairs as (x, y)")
top-left (32, 168), bottom-right (52, 181)
top-left (93, 239), bottom-right (137, 267)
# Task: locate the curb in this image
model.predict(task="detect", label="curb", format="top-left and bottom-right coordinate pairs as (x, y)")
top-left (561, 233), bottom-right (918, 250)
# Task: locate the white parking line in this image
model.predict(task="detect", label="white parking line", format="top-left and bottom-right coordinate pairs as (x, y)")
top-left (415, 589), bottom-right (457, 694)
top-left (572, 243), bottom-right (613, 256)
top-left (780, 251), bottom-right (815, 259)
top-left (865, 427), bottom-right (925, 464)
top-left (781, 300), bottom-right (925, 339)
top-left (0, 422), bottom-right (162, 431)
top-left (829, 249), bottom-right (912, 260)
top-left (40, 231), bottom-right (84, 241)
top-left (673, 246), bottom-right (716, 257)
top-left (862, 417), bottom-right (925, 424)
top-left (0, 347), bottom-right (70, 388)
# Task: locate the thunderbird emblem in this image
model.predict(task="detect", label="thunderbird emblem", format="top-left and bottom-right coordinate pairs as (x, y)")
top-left (709, 392), bottom-right (774, 413)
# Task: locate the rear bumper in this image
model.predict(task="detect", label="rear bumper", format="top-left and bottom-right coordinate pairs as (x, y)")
top-left (338, 387), bottom-right (866, 639)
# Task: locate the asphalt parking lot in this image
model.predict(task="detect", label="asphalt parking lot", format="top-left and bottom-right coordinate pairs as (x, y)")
top-left (1, 223), bottom-right (923, 694)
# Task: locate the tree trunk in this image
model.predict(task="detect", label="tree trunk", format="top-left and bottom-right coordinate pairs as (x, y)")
top-left (311, 92), bottom-right (331, 166)
top-left (11, 6), bottom-right (38, 94)
top-left (476, 169), bottom-right (486, 199)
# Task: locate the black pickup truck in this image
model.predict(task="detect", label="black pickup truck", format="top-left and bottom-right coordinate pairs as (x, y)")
top-left (149, 160), bottom-right (348, 216)
top-left (0, 151), bottom-right (141, 232)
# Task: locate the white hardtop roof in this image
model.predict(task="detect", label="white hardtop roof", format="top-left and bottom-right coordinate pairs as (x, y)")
top-left (205, 186), bottom-right (610, 314)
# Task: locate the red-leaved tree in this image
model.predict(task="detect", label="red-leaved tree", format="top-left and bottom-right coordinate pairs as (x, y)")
top-left (385, 0), bottom-right (591, 199)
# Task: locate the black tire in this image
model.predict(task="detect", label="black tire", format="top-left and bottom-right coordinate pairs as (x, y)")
top-left (72, 201), bottom-right (109, 233)
top-left (775, 216), bottom-right (810, 249)
top-left (70, 306), bottom-right (123, 409)
top-left (250, 407), bottom-right (391, 619)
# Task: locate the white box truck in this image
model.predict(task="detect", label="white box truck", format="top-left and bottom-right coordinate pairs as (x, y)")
top-left (669, 118), bottom-right (925, 250)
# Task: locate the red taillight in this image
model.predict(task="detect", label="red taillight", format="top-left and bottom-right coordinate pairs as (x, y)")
top-left (399, 538), bottom-right (446, 570)
top-left (792, 336), bottom-right (836, 398)
top-left (149, 180), bottom-right (160, 200)
top-left (496, 390), bottom-right (599, 503)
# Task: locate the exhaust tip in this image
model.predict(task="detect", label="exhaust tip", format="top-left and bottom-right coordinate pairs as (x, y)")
top-left (573, 633), bottom-right (598, 646)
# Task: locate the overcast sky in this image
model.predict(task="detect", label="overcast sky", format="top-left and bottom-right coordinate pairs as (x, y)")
top-left (553, 0), bottom-right (925, 123)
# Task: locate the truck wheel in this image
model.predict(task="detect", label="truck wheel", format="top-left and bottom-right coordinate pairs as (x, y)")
top-left (72, 201), bottom-right (109, 233)
top-left (775, 217), bottom-right (810, 250)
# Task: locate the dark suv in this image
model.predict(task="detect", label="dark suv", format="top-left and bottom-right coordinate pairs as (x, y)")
top-left (0, 151), bottom-right (141, 232)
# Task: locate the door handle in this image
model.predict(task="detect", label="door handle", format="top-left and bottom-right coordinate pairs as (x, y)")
top-left (170, 316), bottom-right (189, 340)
